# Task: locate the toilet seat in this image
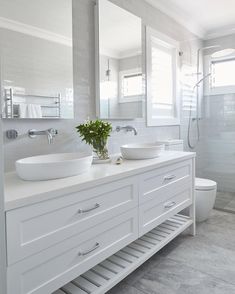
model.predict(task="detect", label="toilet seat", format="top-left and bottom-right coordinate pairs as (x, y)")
top-left (195, 178), bottom-right (217, 191)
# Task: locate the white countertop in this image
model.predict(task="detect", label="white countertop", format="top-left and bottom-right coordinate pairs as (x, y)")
top-left (4, 151), bottom-right (195, 211)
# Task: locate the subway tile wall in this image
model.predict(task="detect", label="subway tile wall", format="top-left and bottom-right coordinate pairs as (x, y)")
top-left (2, 0), bottom-right (201, 172)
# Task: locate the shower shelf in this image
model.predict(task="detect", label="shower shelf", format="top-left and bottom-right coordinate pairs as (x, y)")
top-left (54, 214), bottom-right (193, 294)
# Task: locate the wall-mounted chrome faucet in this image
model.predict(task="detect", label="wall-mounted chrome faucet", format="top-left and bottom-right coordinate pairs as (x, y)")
top-left (115, 125), bottom-right (138, 136)
top-left (28, 128), bottom-right (58, 144)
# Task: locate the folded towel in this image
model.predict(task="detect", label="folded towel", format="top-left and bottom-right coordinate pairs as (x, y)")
top-left (19, 104), bottom-right (42, 118)
top-left (18, 103), bottom-right (28, 118)
top-left (27, 104), bottom-right (42, 118)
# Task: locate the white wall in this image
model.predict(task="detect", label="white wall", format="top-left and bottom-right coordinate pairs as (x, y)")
top-left (2, 0), bottom-right (201, 172)
top-left (0, 58), bottom-right (7, 294)
top-left (0, 122), bottom-right (6, 294)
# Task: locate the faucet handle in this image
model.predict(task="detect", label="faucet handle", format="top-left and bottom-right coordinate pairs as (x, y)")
top-left (115, 126), bottom-right (121, 132)
top-left (28, 129), bottom-right (37, 138)
top-left (48, 128), bottom-right (58, 136)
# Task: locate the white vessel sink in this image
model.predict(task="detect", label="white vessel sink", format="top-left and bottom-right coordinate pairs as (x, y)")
top-left (16, 153), bottom-right (93, 181)
top-left (120, 143), bottom-right (164, 160)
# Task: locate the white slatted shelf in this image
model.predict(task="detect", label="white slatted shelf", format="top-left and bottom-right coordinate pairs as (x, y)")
top-left (54, 214), bottom-right (193, 294)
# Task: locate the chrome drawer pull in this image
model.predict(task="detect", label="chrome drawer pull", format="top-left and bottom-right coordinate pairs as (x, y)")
top-left (164, 174), bottom-right (176, 181)
top-left (77, 203), bottom-right (100, 214)
top-left (164, 201), bottom-right (176, 209)
top-left (78, 242), bottom-right (100, 256)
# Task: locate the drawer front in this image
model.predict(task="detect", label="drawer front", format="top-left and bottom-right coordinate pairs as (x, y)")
top-left (140, 160), bottom-right (192, 204)
top-left (7, 176), bottom-right (138, 265)
top-left (139, 187), bottom-right (192, 236)
top-left (7, 209), bottom-right (138, 294)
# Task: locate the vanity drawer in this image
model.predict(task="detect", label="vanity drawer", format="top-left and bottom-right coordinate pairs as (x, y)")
top-left (139, 187), bottom-right (192, 236)
top-left (6, 176), bottom-right (138, 265)
top-left (139, 160), bottom-right (192, 204)
top-left (7, 209), bottom-right (138, 294)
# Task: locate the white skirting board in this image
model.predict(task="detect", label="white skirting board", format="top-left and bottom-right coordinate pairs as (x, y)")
top-left (54, 214), bottom-right (193, 294)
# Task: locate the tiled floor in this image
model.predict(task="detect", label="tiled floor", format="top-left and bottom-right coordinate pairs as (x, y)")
top-left (214, 191), bottom-right (235, 213)
top-left (108, 210), bottom-right (235, 294)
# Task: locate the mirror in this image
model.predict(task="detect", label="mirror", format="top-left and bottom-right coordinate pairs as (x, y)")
top-left (0, 0), bottom-right (73, 119)
top-left (96, 0), bottom-right (144, 120)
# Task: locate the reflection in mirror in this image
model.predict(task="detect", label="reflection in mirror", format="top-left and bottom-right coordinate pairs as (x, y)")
top-left (0, 0), bottom-right (73, 119)
top-left (96, 0), bottom-right (144, 119)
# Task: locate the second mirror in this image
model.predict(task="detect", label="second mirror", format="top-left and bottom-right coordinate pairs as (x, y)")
top-left (96, 0), bottom-right (144, 119)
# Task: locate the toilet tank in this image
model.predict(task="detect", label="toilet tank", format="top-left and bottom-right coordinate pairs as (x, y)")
top-left (158, 140), bottom-right (184, 151)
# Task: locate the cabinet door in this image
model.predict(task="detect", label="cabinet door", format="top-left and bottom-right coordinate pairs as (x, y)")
top-left (139, 187), bottom-right (192, 235)
top-left (139, 159), bottom-right (193, 235)
top-left (7, 176), bottom-right (138, 265)
top-left (139, 160), bottom-right (192, 204)
top-left (7, 209), bottom-right (138, 294)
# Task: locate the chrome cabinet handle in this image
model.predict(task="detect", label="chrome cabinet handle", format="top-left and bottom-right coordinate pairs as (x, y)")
top-left (164, 201), bottom-right (176, 209)
top-left (164, 174), bottom-right (176, 181)
top-left (78, 242), bottom-right (100, 256)
top-left (77, 203), bottom-right (100, 214)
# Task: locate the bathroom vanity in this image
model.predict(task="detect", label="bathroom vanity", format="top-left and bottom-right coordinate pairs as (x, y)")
top-left (4, 151), bottom-right (195, 294)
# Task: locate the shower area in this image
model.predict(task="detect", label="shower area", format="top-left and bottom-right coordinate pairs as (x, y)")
top-left (186, 33), bottom-right (235, 213)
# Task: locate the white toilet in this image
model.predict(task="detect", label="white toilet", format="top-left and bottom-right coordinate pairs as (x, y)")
top-left (159, 140), bottom-right (217, 222)
top-left (195, 178), bottom-right (217, 222)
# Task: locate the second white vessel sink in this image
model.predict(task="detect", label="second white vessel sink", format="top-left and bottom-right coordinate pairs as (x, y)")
top-left (16, 153), bottom-right (93, 181)
top-left (120, 143), bottom-right (164, 160)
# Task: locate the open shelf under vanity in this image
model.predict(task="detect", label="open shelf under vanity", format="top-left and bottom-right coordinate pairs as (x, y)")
top-left (55, 214), bottom-right (193, 294)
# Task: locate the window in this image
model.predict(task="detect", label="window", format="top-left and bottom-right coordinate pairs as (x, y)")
top-left (211, 58), bottom-right (235, 88)
top-left (205, 55), bottom-right (235, 95)
top-left (146, 27), bottom-right (179, 126)
top-left (119, 69), bottom-right (143, 103)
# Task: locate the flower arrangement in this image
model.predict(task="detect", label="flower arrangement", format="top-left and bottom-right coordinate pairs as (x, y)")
top-left (76, 119), bottom-right (112, 160)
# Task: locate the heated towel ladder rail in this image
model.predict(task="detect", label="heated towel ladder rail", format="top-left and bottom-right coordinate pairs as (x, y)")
top-left (4, 88), bottom-right (61, 118)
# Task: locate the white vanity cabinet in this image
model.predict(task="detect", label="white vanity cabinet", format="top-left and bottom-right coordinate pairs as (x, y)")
top-left (4, 152), bottom-right (195, 294)
top-left (139, 159), bottom-right (193, 235)
top-left (6, 177), bottom-right (138, 265)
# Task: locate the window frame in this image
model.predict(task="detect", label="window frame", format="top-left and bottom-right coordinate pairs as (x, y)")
top-left (118, 68), bottom-right (143, 103)
top-left (204, 54), bottom-right (235, 96)
top-left (146, 27), bottom-right (180, 126)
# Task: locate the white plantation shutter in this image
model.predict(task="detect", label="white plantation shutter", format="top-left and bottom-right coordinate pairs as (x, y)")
top-left (151, 43), bottom-right (174, 116)
top-left (146, 27), bottom-right (180, 126)
top-left (121, 72), bottom-right (142, 98)
top-left (181, 65), bottom-right (197, 113)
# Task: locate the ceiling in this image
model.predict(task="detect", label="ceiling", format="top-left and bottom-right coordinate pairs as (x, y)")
top-left (145, 0), bottom-right (235, 39)
top-left (0, 0), bottom-right (72, 37)
top-left (99, 0), bottom-right (142, 58)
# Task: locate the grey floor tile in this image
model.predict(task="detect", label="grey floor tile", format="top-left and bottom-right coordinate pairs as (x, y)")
top-left (195, 222), bottom-right (235, 252)
top-left (123, 255), bottom-right (165, 286)
top-left (108, 209), bottom-right (235, 294)
top-left (224, 199), bottom-right (235, 211)
top-left (107, 283), bottom-right (145, 294)
top-left (215, 191), bottom-right (235, 212)
top-left (204, 209), bottom-right (235, 230)
top-left (215, 198), bottom-right (230, 210)
top-left (133, 258), bottom-right (235, 294)
top-left (163, 236), bottom-right (235, 285)
top-left (216, 191), bottom-right (235, 201)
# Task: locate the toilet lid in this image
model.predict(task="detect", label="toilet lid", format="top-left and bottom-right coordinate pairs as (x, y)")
top-left (195, 178), bottom-right (217, 191)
